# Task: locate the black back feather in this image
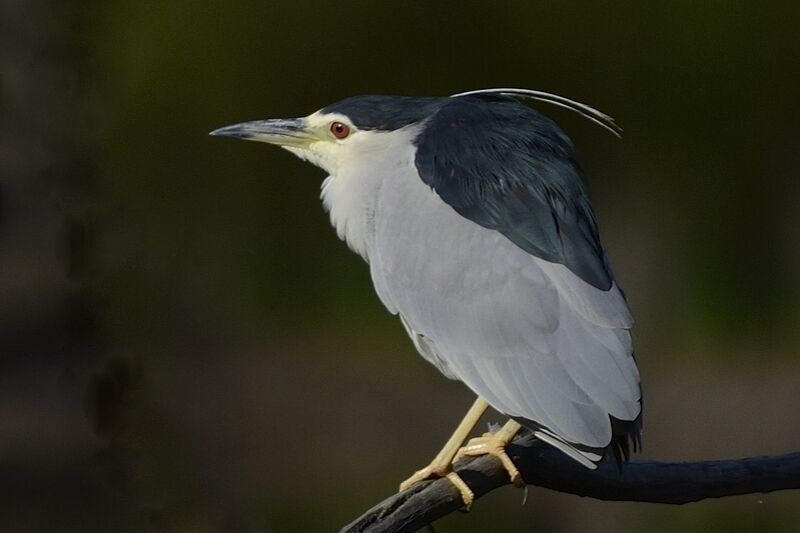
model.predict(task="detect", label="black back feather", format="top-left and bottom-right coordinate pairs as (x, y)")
top-left (414, 94), bottom-right (613, 289)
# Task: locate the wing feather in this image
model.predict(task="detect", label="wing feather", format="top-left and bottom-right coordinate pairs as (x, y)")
top-left (366, 95), bottom-right (641, 463)
top-left (369, 159), bottom-right (641, 455)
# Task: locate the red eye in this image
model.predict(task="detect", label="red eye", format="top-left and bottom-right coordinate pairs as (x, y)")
top-left (330, 121), bottom-right (350, 139)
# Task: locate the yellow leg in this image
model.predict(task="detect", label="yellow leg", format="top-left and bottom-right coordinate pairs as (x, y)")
top-left (399, 396), bottom-right (489, 507)
top-left (453, 419), bottom-right (524, 487)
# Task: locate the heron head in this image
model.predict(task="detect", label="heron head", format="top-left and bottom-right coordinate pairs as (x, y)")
top-left (210, 96), bottom-right (446, 174)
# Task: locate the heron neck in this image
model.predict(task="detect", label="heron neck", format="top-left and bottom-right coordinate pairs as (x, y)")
top-left (319, 127), bottom-right (420, 262)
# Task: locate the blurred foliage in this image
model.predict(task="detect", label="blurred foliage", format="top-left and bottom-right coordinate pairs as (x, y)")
top-left (2, 1), bottom-right (799, 532)
top-left (83, 1), bottom-right (800, 352)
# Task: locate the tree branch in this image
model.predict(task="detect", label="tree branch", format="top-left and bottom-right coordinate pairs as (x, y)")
top-left (340, 433), bottom-right (800, 533)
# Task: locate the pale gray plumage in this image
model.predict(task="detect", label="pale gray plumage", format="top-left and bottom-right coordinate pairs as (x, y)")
top-left (367, 148), bottom-right (639, 464)
top-left (211, 88), bottom-right (643, 469)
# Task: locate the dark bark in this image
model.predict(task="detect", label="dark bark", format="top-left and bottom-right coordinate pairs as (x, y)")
top-left (340, 433), bottom-right (800, 533)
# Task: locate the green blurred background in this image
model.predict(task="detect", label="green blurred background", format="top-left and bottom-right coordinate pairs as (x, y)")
top-left (2, 1), bottom-right (799, 532)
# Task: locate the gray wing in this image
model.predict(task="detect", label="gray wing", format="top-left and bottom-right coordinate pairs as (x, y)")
top-left (366, 106), bottom-right (641, 461)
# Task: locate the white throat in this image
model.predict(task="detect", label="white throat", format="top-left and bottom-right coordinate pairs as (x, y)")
top-left (318, 126), bottom-right (421, 261)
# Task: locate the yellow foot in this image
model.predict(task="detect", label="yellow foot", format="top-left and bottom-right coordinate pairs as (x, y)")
top-left (399, 464), bottom-right (475, 508)
top-left (454, 432), bottom-right (524, 487)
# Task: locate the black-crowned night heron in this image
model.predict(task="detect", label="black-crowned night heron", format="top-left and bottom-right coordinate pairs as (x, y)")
top-left (211, 88), bottom-right (642, 506)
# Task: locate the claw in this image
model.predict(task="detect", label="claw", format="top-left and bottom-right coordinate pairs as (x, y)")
top-left (399, 464), bottom-right (475, 508)
top-left (454, 432), bottom-right (524, 487)
top-left (396, 397), bottom-right (490, 509)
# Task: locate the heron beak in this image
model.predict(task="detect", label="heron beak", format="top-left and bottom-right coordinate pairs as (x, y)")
top-left (209, 118), bottom-right (317, 147)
